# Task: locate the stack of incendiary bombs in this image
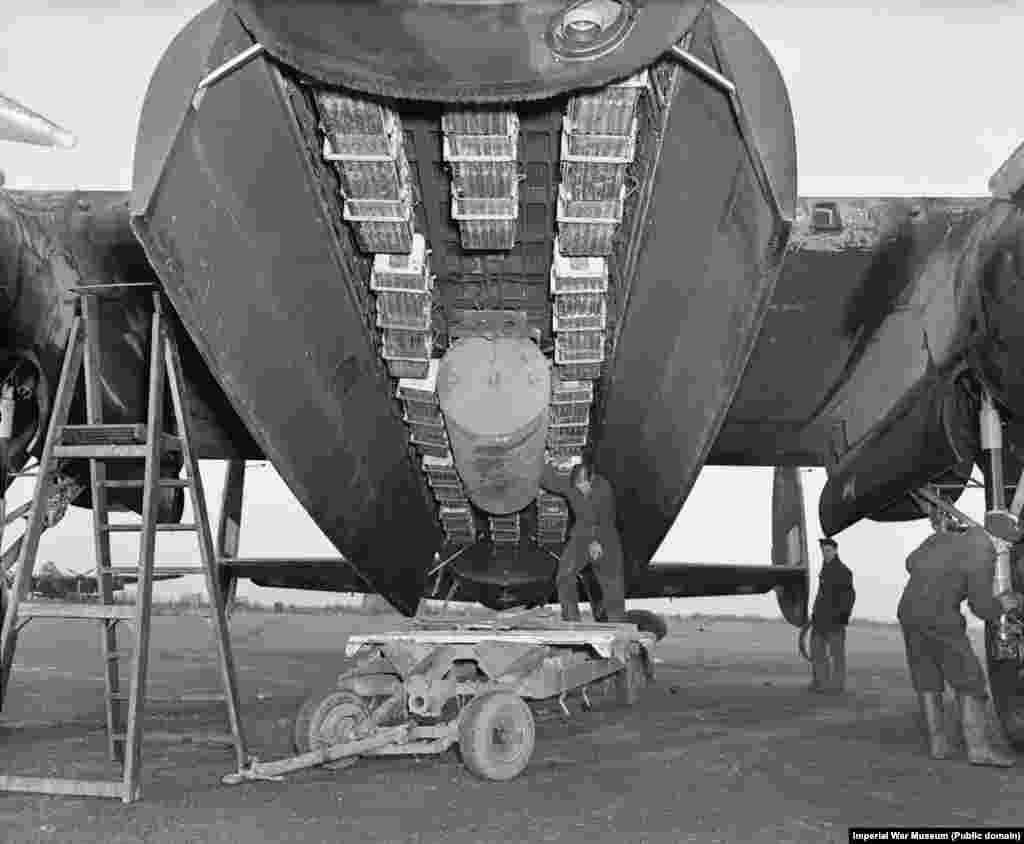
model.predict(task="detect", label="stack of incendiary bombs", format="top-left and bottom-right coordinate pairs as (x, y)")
top-left (316, 90), bottom-right (473, 543)
top-left (398, 366), bottom-right (476, 545)
top-left (442, 108), bottom-right (520, 251)
top-left (315, 90), bottom-right (432, 382)
top-left (488, 513), bottom-right (521, 546)
top-left (443, 108), bottom-right (525, 545)
top-left (312, 78), bottom-right (650, 550)
top-left (539, 72), bottom-right (647, 545)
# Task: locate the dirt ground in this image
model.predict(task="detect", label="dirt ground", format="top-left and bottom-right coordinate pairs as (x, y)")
top-left (1, 612), bottom-right (1021, 844)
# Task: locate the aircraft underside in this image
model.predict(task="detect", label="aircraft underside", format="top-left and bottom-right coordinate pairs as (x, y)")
top-left (125, 0), bottom-right (797, 614)
top-left (3, 1), bottom-right (1024, 627)
top-left (4, 0), bottom-right (1024, 750)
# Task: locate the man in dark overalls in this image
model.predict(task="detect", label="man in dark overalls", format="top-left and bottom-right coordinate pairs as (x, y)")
top-left (808, 537), bottom-right (856, 694)
top-left (540, 457), bottom-right (626, 623)
top-left (899, 502), bottom-right (1022, 766)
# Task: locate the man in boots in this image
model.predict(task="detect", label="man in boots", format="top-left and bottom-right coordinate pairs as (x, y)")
top-left (808, 537), bottom-right (856, 694)
top-left (898, 501), bottom-right (1022, 766)
top-left (540, 456), bottom-right (626, 623)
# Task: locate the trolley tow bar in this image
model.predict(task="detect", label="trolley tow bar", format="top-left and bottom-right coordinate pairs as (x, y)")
top-left (222, 724), bottom-right (412, 785)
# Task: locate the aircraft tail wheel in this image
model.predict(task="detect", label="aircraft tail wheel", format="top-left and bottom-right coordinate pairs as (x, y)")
top-left (458, 691), bottom-right (536, 781)
top-left (615, 645), bottom-right (648, 706)
top-left (625, 609), bottom-right (668, 642)
top-left (293, 689), bottom-right (370, 755)
top-left (798, 622), bottom-right (812, 662)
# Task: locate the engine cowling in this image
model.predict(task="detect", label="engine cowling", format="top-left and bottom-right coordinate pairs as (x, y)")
top-left (819, 372), bottom-right (979, 537)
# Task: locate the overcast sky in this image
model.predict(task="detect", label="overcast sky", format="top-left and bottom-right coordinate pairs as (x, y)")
top-left (1, 2), bottom-right (1021, 622)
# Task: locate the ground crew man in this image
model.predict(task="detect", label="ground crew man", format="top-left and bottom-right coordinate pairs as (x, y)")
top-left (898, 502), bottom-right (1022, 766)
top-left (808, 537), bottom-right (856, 694)
top-left (540, 457), bottom-right (626, 623)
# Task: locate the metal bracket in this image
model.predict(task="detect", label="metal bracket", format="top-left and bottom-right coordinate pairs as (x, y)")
top-left (669, 36), bottom-right (788, 227)
top-left (669, 44), bottom-right (736, 96)
top-left (911, 487), bottom-right (983, 532)
top-left (448, 310), bottom-right (538, 344)
top-left (192, 44), bottom-right (265, 110)
top-left (428, 546), bottom-right (470, 598)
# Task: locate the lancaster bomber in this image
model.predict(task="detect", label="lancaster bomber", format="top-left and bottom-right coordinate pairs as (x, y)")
top-left (0, 0), bottom-right (1022, 738)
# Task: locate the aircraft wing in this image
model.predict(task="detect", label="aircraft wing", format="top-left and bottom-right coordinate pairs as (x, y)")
top-left (102, 568), bottom-right (204, 585)
top-left (625, 562), bottom-right (806, 599)
top-left (711, 182), bottom-right (1024, 537)
top-left (29, 571), bottom-right (188, 595)
top-left (712, 196), bottom-right (993, 469)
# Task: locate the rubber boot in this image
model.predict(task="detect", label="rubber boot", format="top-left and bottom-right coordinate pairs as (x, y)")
top-left (959, 694), bottom-right (1016, 767)
top-left (556, 571), bottom-right (581, 622)
top-left (918, 692), bottom-right (954, 759)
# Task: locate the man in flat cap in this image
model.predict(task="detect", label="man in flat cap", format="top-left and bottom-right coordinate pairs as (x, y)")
top-left (808, 537), bottom-right (856, 694)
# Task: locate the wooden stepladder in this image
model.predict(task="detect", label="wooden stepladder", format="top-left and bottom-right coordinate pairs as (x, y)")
top-left (0, 286), bottom-right (247, 802)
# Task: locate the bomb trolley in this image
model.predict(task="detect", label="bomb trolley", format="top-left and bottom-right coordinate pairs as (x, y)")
top-left (224, 615), bottom-right (656, 785)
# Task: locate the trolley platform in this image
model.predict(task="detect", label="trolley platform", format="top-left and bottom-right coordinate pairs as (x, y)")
top-left (224, 610), bottom-right (656, 784)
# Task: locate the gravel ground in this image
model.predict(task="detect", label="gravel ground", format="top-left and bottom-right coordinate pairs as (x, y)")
top-left (1, 613), bottom-right (1021, 843)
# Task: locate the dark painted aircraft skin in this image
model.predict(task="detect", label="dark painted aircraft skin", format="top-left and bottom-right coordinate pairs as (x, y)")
top-left (0, 1), bottom-right (813, 623)
top-left (1, 2), bottom-right (1022, 640)
top-left (128, 0), bottom-right (798, 617)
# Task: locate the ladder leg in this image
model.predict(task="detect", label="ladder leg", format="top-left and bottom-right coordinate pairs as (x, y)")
top-left (215, 460), bottom-right (245, 613)
top-left (81, 294), bottom-right (125, 763)
top-left (1, 317), bottom-right (84, 709)
top-left (121, 301), bottom-right (166, 803)
top-left (164, 323), bottom-right (249, 772)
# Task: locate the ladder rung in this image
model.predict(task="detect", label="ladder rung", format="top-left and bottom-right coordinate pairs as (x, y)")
top-left (103, 524), bottom-right (196, 533)
top-left (61, 424), bottom-right (146, 445)
top-left (0, 776), bottom-right (127, 799)
top-left (17, 601), bottom-right (136, 620)
top-left (105, 650), bottom-right (131, 661)
top-left (53, 444), bottom-right (147, 459)
top-left (110, 693), bottom-right (225, 704)
top-left (109, 730), bottom-right (234, 745)
top-left (101, 478), bottom-right (190, 489)
top-left (53, 435), bottom-right (181, 459)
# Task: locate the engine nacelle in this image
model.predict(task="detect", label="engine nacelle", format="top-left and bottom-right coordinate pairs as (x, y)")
top-left (819, 372), bottom-right (978, 536)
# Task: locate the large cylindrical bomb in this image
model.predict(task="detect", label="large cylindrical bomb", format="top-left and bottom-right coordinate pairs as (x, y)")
top-left (438, 336), bottom-right (550, 515)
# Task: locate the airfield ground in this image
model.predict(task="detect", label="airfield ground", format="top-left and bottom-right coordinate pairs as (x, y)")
top-left (1, 612), bottom-right (1022, 843)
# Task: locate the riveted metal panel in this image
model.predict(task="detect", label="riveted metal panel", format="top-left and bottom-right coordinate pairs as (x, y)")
top-left (131, 11), bottom-right (439, 614)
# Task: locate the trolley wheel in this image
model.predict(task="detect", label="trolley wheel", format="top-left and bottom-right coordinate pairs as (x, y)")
top-left (458, 691), bottom-right (536, 781)
top-left (293, 689), bottom-right (370, 754)
top-left (615, 647), bottom-right (648, 707)
top-left (625, 609), bottom-right (668, 642)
